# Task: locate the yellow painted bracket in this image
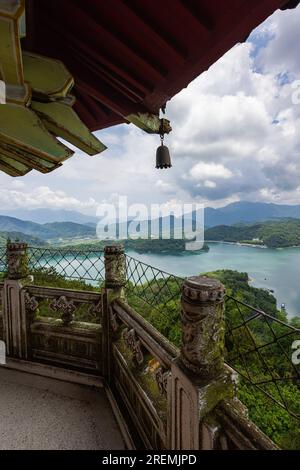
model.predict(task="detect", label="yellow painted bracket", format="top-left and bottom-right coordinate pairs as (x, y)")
top-left (31, 101), bottom-right (107, 155)
top-left (0, 0), bottom-right (30, 105)
top-left (0, 104), bottom-right (73, 164)
top-left (0, 140), bottom-right (60, 173)
top-left (0, 151), bottom-right (30, 176)
top-left (0, 2), bottom-right (107, 176)
top-left (23, 52), bottom-right (74, 101)
top-left (126, 113), bottom-right (172, 135)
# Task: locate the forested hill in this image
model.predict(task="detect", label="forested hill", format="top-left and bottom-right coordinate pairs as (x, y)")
top-left (205, 219), bottom-right (300, 248)
top-left (132, 269), bottom-right (300, 449)
top-left (0, 231), bottom-right (209, 254)
top-left (0, 215), bottom-right (96, 241)
top-left (2, 214), bottom-right (300, 249)
top-left (59, 238), bottom-right (210, 254)
top-left (0, 231), bottom-right (48, 247)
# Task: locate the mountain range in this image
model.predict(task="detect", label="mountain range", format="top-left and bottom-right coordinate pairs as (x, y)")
top-left (0, 208), bottom-right (99, 225)
top-left (0, 216), bottom-right (96, 242)
top-left (1, 201), bottom-right (300, 244)
top-left (204, 201), bottom-right (300, 226)
top-left (4, 201), bottom-right (300, 227)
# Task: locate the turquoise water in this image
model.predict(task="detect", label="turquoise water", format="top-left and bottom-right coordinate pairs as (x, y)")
top-left (39, 243), bottom-right (300, 318)
top-left (126, 243), bottom-right (300, 318)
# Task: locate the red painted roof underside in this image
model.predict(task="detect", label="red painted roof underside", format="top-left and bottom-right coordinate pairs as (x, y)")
top-left (24, 0), bottom-right (298, 132)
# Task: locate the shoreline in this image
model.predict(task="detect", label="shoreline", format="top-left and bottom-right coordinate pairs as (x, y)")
top-left (206, 240), bottom-right (267, 248)
top-left (206, 240), bottom-right (300, 250)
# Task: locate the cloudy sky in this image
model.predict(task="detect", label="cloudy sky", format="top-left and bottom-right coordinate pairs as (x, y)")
top-left (1, 4), bottom-right (300, 215)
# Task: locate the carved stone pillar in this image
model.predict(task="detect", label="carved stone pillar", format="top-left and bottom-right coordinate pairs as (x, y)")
top-left (3, 242), bottom-right (31, 358)
top-left (103, 245), bottom-right (126, 380)
top-left (104, 245), bottom-right (126, 291)
top-left (7, 242), bottom-right (29, 279)
top-left (180, 276), bottom-right (225, 377)
top-left (170, 276), bottom-right (235, 450)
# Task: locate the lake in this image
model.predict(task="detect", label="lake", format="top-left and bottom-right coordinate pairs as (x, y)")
top-left (35, 242), bottom-right (300, 318)
top-left (127, 243), bottom-right (300, 318)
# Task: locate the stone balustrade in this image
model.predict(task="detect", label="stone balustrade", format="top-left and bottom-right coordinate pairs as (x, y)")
top-left (0, 242), bottom-right (277, 450)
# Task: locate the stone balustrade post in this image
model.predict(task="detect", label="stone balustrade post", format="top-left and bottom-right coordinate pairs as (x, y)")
top-left (3, 242), bottom-right (32, 359)
top-left (170, 276), bottom-right (235, 450)
top-left (104, 245), bottom-right (126, 298)
top-left (180, 276), bottom-right (225, 377)
top-left (102, 245), bottom-right (126, 379)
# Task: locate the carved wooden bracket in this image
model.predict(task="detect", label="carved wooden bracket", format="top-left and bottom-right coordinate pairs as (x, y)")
top-left (155, 366), bottom-right (169, 397)
top-left (122, 327), bottom-right (144, 365)
top-left (126, 113), bottom-right (172, 135)
top-left (109, 307), bottom-right (119, 333)
top-left (88, 299), bottom-right (102, 320)
top-left (24, 291), bottom-right (39, 322)
top-left (49, 296), bottom-right (76, 325)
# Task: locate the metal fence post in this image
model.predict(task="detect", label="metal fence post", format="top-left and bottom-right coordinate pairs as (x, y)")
top-left (170, 276), bottom-right (235, 450)
top-left (3, 242), bottom-right (31, 359)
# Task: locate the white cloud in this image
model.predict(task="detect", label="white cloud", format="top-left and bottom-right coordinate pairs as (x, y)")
top-left (0, 184), bottom-right (98, 212)
top-left (1, 5), bottom-right (300, 212)
top-left (189, 163), bottom-right (233, 181)
top-left (255, 6), bottom-right (300, 78)
top-left (160, 4), bottom-right (300, 204)
top-left (155, 179), bottom-right (173, 193)
top-left (204, 181), bottom-right (217, 189)
top-left (10, 180), bottom-right (26, 189)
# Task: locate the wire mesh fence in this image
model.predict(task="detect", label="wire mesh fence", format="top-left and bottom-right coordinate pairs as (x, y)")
top-left (125, 254), bottom-right (184, 345)
top-left (125, 254), bottom-right (184, 310)
top-left (0, 246), bottom-right (6, 274)
top-left (225, 295), bottom-right (300, 420)
top-left (124, 255), bottom-right (300, 422)
top-left (28, 246), bottom-right (105, 286)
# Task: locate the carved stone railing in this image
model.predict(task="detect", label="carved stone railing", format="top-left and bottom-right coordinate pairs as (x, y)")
top-left (0, 242), bottom-right (279, 450)
top-left (110, 299), bottom-right (177, 449)
top-left (104, 246), bottom-right (278, 450)
top-left (1, 242), bottom-right (104, 374)
top-left (23, 285), bottom-right (103, 373)
top-left (209, 400), bottom-right (277, 450)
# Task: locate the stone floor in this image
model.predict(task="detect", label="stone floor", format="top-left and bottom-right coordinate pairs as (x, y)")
top-left (0, 368), bottom-right (125, 450)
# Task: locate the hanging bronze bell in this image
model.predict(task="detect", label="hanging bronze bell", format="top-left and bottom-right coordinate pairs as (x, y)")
top-left (156, 144), bottom-right (172, 169)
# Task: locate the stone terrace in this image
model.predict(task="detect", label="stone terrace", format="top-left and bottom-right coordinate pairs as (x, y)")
top-left (0, 243), bottom-right (294, 450)
top-left (0, 367), bottom-right (125, 450)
